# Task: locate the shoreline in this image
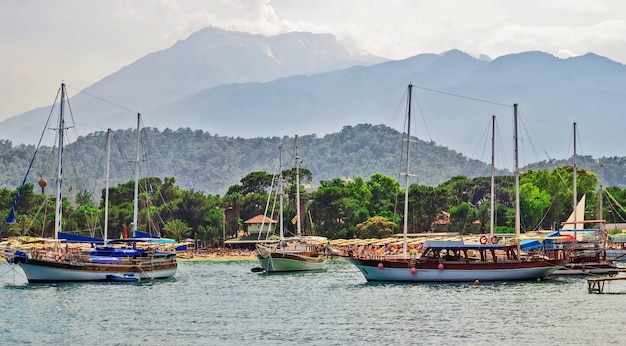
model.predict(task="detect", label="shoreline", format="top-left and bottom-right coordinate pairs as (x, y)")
top-left (177, 253), bottom-right (256, 261)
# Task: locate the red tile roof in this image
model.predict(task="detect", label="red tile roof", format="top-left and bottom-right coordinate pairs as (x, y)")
top-left (244, 214), bottom-right (278, 224)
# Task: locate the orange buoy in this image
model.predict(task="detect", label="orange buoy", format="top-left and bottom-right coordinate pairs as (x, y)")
top-left (411, 267), bottom-right (417, 275)
top-left (474, 279), bottom-right (480, 285)
top-left (377, 263), bottom-right (384, 269)
top-left (438, 263), bottom-right (444, 270)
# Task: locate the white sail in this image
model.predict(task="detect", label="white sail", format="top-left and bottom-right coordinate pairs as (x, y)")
top-left (561, 194), bottom-right (586, 230)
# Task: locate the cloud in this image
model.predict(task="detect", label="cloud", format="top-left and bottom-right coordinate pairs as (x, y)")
top-left (3, 0), bottom-right (626, 120)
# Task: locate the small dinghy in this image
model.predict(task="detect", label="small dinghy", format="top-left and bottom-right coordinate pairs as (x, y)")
top-left (107, 273), bottom-right (140, 282)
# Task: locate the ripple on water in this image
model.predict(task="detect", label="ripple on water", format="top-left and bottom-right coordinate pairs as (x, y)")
top-left (1, 259), bottom-right (626, 345)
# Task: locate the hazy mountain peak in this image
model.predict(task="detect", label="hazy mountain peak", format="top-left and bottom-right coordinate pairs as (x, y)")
top-left (2, 28), bottom-right (626, 165)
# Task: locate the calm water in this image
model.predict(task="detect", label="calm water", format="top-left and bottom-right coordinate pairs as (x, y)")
top-left (1, 258), bottom-right (625, 345)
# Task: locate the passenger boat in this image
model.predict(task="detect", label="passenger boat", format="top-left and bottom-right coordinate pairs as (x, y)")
top-left (346, 86), bottom-right (558, 282)
top-left (347, 240), bottom-right (559, 282)
top-left (2, 83), bottom-right (177, 283)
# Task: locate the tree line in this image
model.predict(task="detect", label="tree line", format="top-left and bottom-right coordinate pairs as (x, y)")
top-left (3, 165), bottom-right (626, 245)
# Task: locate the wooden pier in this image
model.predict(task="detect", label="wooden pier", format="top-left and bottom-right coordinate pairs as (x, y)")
top-left (587, 275), bottom-right (626, 294)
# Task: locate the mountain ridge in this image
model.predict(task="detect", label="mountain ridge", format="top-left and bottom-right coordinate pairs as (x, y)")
top-left (1, 27), bottom-right (626, 161)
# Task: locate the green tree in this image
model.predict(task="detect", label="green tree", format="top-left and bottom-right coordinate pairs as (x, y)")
top-left (162, 219), bottom-right (191, 242)
top-left (356, 216), bottom-right (396, 238)
top-left (366, 173), bottom-right (400, 215)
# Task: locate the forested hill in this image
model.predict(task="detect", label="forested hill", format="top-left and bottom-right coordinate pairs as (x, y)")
top-left (1, 124), bottom-right (624, 196)
top-left (1, 124), bottom-right (495, 195)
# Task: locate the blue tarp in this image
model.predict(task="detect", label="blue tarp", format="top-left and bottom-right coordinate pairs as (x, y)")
top-left (520, 230), bottom-right (560, 251)
top-left (134, 230), bottom-right (161, 238)
top-left (58, 232), bottom-right (104, 244)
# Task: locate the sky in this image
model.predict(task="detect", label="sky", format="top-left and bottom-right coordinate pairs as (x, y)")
top-left (1, 0), bottom-right (626, 121)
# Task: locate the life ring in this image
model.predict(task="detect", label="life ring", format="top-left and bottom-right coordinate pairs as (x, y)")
top-left (55, 255), bottom-right (61, 261)
top-left (416, 243), bottom-right (423, 251)
top-left (60, 255), bottom-right (66, 262)
top-left (480, 236), bottom-right (488, 244)
top-left (491, 236), bottom-right (499, 244)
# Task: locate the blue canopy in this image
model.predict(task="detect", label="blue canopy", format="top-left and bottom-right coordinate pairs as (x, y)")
top-left (58, 232), bottom-right (104, 244)
top-left (134, 230), bottom-right (161, 239)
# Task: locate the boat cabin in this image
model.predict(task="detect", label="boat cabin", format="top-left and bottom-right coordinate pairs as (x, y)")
top-left (420, 241), bottom-right (519, 263)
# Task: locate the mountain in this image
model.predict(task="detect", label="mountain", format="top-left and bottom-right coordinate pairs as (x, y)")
top-left (2, 27), bottom-right (626, 162)
top-left (0, 27), bottom-right (385, 145)
top-left (128, 49), bottom-right (626, 161)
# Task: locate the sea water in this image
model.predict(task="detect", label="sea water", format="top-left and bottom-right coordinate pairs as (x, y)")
top-left (1, 259), bottom-right (625, 345)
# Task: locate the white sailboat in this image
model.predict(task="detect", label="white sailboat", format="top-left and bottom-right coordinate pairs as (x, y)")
top-left (4, 83), bottom-right (177, 283)
top-left (256, 136), bottom-right (327, 272)
top-left (345, 86), bottom-right (558, 282)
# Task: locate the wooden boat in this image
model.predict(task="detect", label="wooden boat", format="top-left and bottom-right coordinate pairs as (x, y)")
top-left (346, 240), bottom-right (559, 282)
top-left (3, 84), bottom-right (177, 283)
top-left (256, 237), bottom-right (327, 272)
top-left (539, 124), bottom-right (619, 275)
top-left (255, 137), bottom-right (327, 272)
top-left (346, 86), bottom-right (558, 282)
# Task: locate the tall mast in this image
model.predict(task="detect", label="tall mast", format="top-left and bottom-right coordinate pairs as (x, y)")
top-left (402, 83), bottom-right (413, 258)
top-left (599, 162), bottom-right (604, 228)
top-left (295, 135), bottom-right (302, 236)
top-left (132, 113), bottom-right (141, 237)
top-left (490, 115), bottom-right (496, 237)
top-left (104, 129), bottom-right (112, 245)
top-left (573, 122), bottom-right (578, 232)
top-left (54, 83), bottom-right (66, 240)
top-left (279, 145), bottom-right (284, 241)
top-left (514, 104), bottom-right (521, 254)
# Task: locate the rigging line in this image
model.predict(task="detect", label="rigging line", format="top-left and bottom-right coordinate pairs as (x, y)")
top-left (516, 110), bottom-right (553, 170)
top-left (410, 84), bottom-right (512, 108)
top-left (574, 125), bottom-right (591, 171)
top-left (363, 90), bottom-right (407, 180)
top-left (65, 84), bottom-right (139, 114)
top-left (495, 119), bottom-right (510, 174)
top-left (516, 106), bottom-right (556, 164)
top-left (468, 116), bottom-right (493, 168)
top-left (411, 88), bottom-right (432, 143)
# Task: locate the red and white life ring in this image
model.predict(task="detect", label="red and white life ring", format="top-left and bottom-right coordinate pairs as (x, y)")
top-left (480, 236), bottom-right (488, 244)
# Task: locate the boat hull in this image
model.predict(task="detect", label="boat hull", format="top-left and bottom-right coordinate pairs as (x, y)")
top-left (256, 245), bottom-right (326, 272)
top-left (345, 257), bottom-right (559, 282)
top-left (14, 257), bottom-right (177, 283)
